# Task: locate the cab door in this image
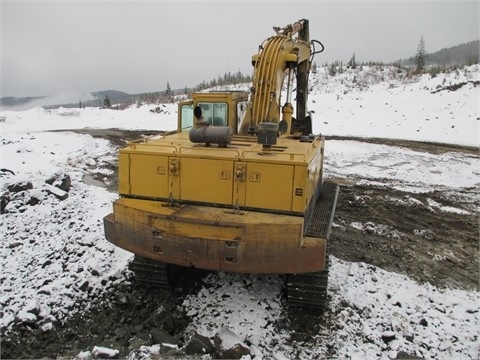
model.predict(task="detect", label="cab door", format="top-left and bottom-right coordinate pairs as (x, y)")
top-left (178, 100), bottom-right (193, 130)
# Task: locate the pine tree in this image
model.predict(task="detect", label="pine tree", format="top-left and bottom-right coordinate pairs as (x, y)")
top-left (165, 82), bottom-right (173, 103)
top-left (103, 94), bottom-right (111, 108)
top-left (329, 63), bottom-right (336, 76)
top-left (415, 36), bottom-right (427, 73)
top-left (347, 53), bottom-right (357, 69)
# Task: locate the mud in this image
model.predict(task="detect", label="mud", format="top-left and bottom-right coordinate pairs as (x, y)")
top-left (2, 128), bottom-right (478, 359)
top-left (331, 183), bottom-right (479, 291)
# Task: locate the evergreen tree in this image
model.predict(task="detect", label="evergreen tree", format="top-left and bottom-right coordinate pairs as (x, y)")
top-left (347, 53), bottom-right (357, 69)
top-left (329, 62), bottom-right (337, 76)
top-left (165, 82), bottom-right (173, 103)
top-left (415, 36), bottom-right (427, 73)
top-left (103, 94), bottom-right (111, 108)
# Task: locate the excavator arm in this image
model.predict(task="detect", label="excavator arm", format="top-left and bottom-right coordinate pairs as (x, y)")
top-left (239, 19), bottom-right (321, 136)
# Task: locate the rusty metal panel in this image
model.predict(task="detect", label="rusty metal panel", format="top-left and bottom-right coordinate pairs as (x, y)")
top-left (109, 198), bottom-right (329, 274)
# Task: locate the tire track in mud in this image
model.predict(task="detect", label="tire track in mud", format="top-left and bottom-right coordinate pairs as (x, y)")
top-left (330, 183), bottom-right (479, 291)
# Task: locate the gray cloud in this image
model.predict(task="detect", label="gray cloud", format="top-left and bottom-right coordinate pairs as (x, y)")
top-left (1, 0), bottom-right (478, 98)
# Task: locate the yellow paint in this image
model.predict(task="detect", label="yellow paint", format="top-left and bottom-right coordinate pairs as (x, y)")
top-left (118, 130), bottom-right (323, 215)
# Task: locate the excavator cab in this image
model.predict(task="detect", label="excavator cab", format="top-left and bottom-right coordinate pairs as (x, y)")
top-left (178, 92), bottom-right (249, 132)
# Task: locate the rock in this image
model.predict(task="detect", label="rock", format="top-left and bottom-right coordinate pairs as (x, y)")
top-left (405, 334), bottom-right (415, 342)
top-left (159, 343), bottom-right (181, 356)
top-left (91, 346), bottom-right (119, 359)
top-left (4, 199), bottom-right (26, 213)
top-left (15, 310), bottom-right (37, 325)
top-left (381, 331), bottom-right (396, 344)
top-left (37, 287), bottom-right (51, 296)
top-left (7, 180), bottom-right (33, 193)
top-left (186, 309), bottom-right (198, 317)
top-left (23, 299), bottom-right (42, 316)
top-left (40, 322), bottom-right (54, 332)
top-left (214, 326), bottom-right (250, 359)
top-left (147, 309), bottom-right (175, 334)
top-left (127, 334), bottom-right (151, 353)
top-left (78, 280), bottom-right (90, 292)
top-left (115, 294), bottom-right (129, 305)
top-left (150, 327), bottom-right (180, 347)
top-left (44, 183), bottom-right (69, 200)
top-left (396, 351), bottom-right (424, 359)
top-left (184, 333), bottom-right (215, 355)
top-left (76, 350), bottom-right (92, 359)
top-left (26, 189), bottom-right (46, 205)
top-left (45, 172), bottom-right (71, 192)
top-left (98, 339), bottom-right (123, 352)
top-left (1, 191), bottom-right (10, 213)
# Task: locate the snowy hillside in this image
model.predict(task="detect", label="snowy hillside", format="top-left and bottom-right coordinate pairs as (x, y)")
top-left (309, 64), bottom-right (479, 146)
top-left (1, 65), bottom-right (479, 359)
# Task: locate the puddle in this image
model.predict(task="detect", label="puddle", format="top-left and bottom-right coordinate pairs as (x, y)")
top-left (83, 173), bottom-right (108, 188)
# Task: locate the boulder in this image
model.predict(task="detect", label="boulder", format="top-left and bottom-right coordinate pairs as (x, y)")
top-left (44, 183), bottom-right (69, 200)
top-left (7, 180), bottom-right (33, 193)
top-left (1, 192), bottom-right (10, 214)
top-left (150, 327), bottom-right (180, 347)
top-left (45, 172), bottom-right (71, 192)
top-left (127, 334), bottom-right (151, 353)
top-left (91, 346), bottom-right (119, 359)
top-left (26, 189), bottom-right (46, 205)
top-left (214, 326), bottom-right (250, 359)
top-left (184, 333), bottom-right (215, 355)
top-left (15, 310), bottom-right (37, 325)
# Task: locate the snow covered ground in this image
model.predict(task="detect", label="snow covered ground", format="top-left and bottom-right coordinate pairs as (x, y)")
top-left (1, 65), bottom-right (479, 359)
top-left (310, 64), bottom-right (479, 147)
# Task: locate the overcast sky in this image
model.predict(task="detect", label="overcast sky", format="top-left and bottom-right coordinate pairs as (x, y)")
top-left (1, 0), bottom-right (478, 99)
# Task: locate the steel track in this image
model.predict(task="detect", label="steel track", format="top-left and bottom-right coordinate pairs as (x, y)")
top-left (286, 181), bottom-right (339, 310)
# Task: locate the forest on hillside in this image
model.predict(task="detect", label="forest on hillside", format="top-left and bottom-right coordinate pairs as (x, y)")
top-left (398, 40), bottom-right (479, 67)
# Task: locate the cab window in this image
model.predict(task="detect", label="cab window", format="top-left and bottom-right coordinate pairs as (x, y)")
top-left (197, 102), bottom-right (228, 126)
top-left (180, 103), bottom-right (194, 130)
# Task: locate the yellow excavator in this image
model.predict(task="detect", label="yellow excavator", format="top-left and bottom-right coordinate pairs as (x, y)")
top-left (104, 19), bottom-right (338, 309)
